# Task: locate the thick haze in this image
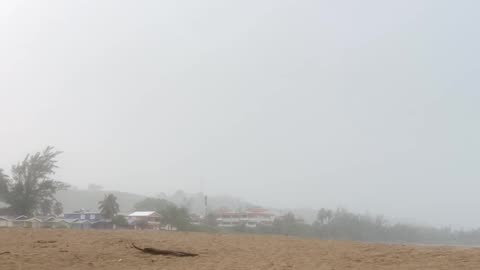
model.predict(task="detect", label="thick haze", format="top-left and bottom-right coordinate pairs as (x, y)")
top-left (1, 1), bottom-right (479, 228)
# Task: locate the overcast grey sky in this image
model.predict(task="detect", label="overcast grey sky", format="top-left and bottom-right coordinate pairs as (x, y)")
top-left (1, 1), bottom-right (479, 228)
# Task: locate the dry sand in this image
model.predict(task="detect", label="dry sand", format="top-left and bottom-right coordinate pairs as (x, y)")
top-left (1, 229), bottom-right (479, 269)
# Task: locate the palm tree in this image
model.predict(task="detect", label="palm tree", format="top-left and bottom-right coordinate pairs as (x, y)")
top-left (98, 194), bottom-right (119, 220)
top-left (53, 201), bottom-right (64, 216)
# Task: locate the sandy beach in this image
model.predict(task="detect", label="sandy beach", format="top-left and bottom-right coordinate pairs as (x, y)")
top-left (1, 229), bottom-right (479, 270)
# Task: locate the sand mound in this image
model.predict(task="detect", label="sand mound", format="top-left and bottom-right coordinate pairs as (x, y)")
top-left (0, 229), bottom-right (479, 269)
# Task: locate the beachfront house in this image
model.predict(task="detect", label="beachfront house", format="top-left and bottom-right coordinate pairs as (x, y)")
top-left (70, 220), bottom-right (92, 230)
top-left (42, 218), bottom-right (71, 229)
top-left (244, 208), bottom-right (275, 228)
top-left (216, 211), bottom-right (241, 227)
top-left (128, 211), bottom-right (161, 230)
top-left (12, 217), bottom-right (42, 228)
top-left (0, 217), bottom-right (12, 228)
top-left (64, 210), bottom-right (102, 222)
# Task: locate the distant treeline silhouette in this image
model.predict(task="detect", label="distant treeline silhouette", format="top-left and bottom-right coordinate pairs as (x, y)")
top-left (219, 208), bottom-right (480, 246)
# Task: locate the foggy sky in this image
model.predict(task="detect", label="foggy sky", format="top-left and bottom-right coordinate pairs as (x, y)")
top-left (1, 1), bottom-right (479, 228)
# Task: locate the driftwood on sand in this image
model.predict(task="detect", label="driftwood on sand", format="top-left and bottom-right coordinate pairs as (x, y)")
top-left (132, 243), bottom-right (198, 257)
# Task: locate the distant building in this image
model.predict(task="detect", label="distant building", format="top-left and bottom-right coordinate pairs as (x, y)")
top-left (295, 218), bottom-right (306, 224)
top-left (128, 211), bottom-right (161, 230)
top-left (0, 217), bottom-right (12, 228)
top-left (215, 207), bottom-right (275, 228)
top-left (244, 208), bottom-right (275, 227)
top-left (70, 220), bottom-right (92, 230)
top-left (37, 215), bottom-right (59, 222)
top-left (64, 210), bottom-right (102, 222)
top-left (189, 214), bottom-right (202, 226)
top-left (0, 216), bottom-right (72, 229)
top-left (91, 220), bottom-right (114, 230)
top-left (216, 211), bottom-right (240, 227)
top-left (42, 218), bottom-right (71, 229)
top-left (12, 217), bottom-right (42, 228)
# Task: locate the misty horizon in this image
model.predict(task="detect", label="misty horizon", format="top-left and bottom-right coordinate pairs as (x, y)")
top-left (1, 1), bottom-right (480, 230)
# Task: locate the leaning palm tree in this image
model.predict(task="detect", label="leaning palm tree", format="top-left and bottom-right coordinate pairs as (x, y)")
top-left (98, 194), bottom-right (119, 220)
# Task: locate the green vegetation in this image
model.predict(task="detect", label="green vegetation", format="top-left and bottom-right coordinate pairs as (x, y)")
top-left (310, 208), bottom-right (476, 244)
top-left (134, 198), bottom-right (191, 231)
top-left (134, 197), bottom-right (173, 213)
top-left (218, 208), bottom-right (480, 246)
top-left (98, 194), bottom-right (120, 219)
top-left (159, 204), bottom-right (191, 231)
top-left (53, 201), bottom-right (63, 216)
top-left (112, 215), bottom-right (129, 228)
top-left (204, 213), bottom-right (218, 227)
top-left (0, 147), bottom-right (68, 216)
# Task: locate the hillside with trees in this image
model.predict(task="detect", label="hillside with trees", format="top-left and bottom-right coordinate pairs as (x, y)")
top-left (55, 189), bottom-right (255, 216)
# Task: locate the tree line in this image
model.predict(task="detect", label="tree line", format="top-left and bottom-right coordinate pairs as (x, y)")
top-left (95, 195), bottom-right (480, 246)
top-left (234, 208), bottom-right (480, 246)
top-left (4, 147), bottom-right (480, 246)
